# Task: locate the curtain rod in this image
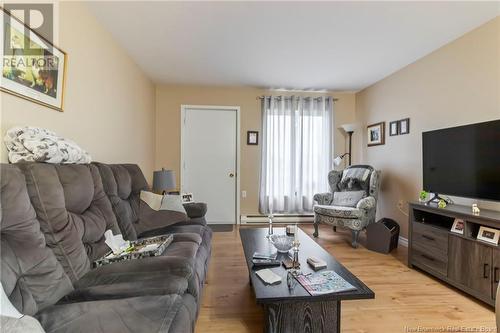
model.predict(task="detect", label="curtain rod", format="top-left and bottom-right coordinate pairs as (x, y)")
top-left (256, 95), bottom-right (339, 101)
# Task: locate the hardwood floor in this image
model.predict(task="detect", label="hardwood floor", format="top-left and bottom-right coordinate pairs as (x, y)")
top-left (195, 224), bottom-right (496, 332)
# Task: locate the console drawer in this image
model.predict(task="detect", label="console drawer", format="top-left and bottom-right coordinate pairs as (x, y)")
top-left (412, 222), bottom-right (448, 256)
top-left (412, 249), bottom-right (447, 277)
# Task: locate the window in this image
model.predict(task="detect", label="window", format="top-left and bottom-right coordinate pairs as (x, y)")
top-left (259, 96), bottom-right (333, 214)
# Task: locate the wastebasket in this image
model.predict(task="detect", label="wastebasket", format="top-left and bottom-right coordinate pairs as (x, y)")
top-left (366, 218), bottom-right (400, 254)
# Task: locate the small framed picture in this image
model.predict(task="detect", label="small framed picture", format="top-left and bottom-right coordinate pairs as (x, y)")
top-left (399, 118), bottom-right (410, 135)
top-left (181, 193), bottom-right (194, 203)
top-left (450, 219), bottom-right (465, 235)
top-left (247, 131), bottom-right (259, 145)
top-left (367, 122), bottom-right (385, 146)
top-left (477, 226), bottom-right (500, 245)
top-left (389, 121), bottom-right (399, 136)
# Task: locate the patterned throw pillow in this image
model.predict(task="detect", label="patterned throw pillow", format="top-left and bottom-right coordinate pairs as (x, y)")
top-left (332, 191), bottom-right (366, 207)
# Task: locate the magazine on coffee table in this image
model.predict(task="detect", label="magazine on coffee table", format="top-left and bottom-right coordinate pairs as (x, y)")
top-left (295, 270), bottom-right (357, 296)
top-left (93, 234), bottom-right (173, 268)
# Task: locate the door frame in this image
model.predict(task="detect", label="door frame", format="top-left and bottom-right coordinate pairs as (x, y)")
top-left (180, 105), bottom-right (241, 224)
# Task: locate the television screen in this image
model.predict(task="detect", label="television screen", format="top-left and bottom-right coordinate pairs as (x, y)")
top-left (423, 119), bottom-right (500, 201)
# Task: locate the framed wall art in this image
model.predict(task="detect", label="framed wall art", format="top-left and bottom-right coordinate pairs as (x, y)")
top-left (367, 122), bottom-right (385, 146)
top-left (1, 8), bottom-right (67, 111)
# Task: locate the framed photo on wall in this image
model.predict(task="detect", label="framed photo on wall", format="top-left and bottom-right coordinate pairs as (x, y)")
top-left (247, 131), bottom-right (258, 145)
top-left (389, 121), bottom-right (399, 136)
top-left (367, 122), bottom-right (385, 146)
top-left (399, 118), bottom-right (410, 135)
top-left (1, 8), bottom-right (67, 111)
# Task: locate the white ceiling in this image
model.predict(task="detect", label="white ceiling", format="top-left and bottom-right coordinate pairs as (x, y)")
top-left (87, 1), bottom-right (499, 91)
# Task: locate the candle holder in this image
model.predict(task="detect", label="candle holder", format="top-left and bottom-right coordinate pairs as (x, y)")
top-left (266, 214), bottom-right (274, 238)
top-left (291, 239), bottom-right (300, 269)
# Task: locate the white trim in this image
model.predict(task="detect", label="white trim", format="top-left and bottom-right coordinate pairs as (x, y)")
top-left (399, 236), bottom-right (408, 248)
top-left (180, 105), bottom-right (241, 224)
top-left (241, 215), bottom-right (314, 224)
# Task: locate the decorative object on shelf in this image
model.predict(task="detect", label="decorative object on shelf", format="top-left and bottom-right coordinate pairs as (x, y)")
top-left (450, 219), bottom-right (465, 235)
top-left (269, 234), bottom-right (294, 253)
top-left (336, 123), bottom-right (356, 165)
top-left (389, 121), bottom-right (399, 136)
top-left (152, 168), bottom-right (176, 194)
top-left (181, 193), bottom-right (193, 203)
top-left (1, 8), bottom-right (67, 111)
top-left (477, 226), bottom-right (500, 245)
top-left (266, 214), bottom-right (274, 238)
top-left (367, 122), bottom-right (385, 146)
top-left (472, 204), bottom-right (481, 215)
top-left (399, 118), bottom-right (410, 135)
top-left (419, 190), bottom-right (429, 202)
top-left (247, 131), bottom-right (258, 145)
top-left (437, 199), bottom-right (447, 209)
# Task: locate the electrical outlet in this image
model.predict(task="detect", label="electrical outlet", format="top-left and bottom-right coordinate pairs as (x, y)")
top-left (242, 190), bottom-right (247, 198)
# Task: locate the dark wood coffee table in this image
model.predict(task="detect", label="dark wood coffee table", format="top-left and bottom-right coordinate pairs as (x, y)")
top-left (240, 227), bottom-right (374, 333)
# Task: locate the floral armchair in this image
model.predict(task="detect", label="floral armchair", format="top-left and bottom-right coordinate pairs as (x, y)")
top-left (313, 165), bottom-right (381, 248)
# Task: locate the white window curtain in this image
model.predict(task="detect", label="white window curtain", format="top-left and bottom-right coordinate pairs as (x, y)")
top-left (259, 96), bottom-right (333, 214)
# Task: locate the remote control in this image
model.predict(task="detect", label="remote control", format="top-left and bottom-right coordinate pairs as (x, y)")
top-left (252, 259), bottom-right (281, 267)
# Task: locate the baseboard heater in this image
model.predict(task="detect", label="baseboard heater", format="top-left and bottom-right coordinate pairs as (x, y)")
top-left (240, 214), bottom-right (314, 224)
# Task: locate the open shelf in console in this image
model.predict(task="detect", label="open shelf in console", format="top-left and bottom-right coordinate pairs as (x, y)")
top-left (413, 209), bottom-right (454, 231)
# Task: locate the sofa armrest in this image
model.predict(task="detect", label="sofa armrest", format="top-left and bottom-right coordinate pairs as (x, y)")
top-left (183, 202), bottom-right (207, 218)
top-left (356, 196), bottom-right (376, 210)
top-left (313, 192), bottom-right (333, 205)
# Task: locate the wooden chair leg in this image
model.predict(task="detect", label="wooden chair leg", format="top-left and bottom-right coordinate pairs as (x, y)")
top-left (351, 230), bottom-right (360, 248)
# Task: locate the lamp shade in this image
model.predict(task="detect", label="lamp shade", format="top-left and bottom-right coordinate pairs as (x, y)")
top-left (340, 123), bottom-right (357, 133)
top-left (152, 168), bottom-right (176, 193)
top-left (333, 156), bottom-right (343, 166)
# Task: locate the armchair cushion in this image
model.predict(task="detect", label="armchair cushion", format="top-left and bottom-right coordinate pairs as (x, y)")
top-left (314, 205), bottom-right (365, 219)
top-left (332, 191), bottom-right (366, 207)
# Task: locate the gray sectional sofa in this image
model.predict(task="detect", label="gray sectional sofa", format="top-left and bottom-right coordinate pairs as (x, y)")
top-left (0, 162), bottom-right (212, 333)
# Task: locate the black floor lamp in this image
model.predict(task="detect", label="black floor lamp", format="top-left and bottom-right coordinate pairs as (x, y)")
top-left (334, 123), bottom-right (356, 167)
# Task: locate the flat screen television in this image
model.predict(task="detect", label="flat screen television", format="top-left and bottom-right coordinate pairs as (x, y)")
top-left (422, 119), bottom-right (500, 201)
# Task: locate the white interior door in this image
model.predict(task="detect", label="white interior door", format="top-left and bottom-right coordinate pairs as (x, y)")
top-left (181, 107), bottom-right (238, 224)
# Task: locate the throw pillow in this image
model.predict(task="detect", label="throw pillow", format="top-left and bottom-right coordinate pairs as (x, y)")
top-left (332, 191), bottom-right (366, 207)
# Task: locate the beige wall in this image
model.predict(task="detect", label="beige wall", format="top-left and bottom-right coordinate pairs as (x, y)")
top-left (356, 17), bottom-right (500, 238)
top-left (0, 2), bottom-right (156, 177)
top-left (155, 85), bottom-right (357, 216)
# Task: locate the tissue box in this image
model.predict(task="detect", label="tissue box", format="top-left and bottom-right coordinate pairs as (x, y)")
top-left (93, 234), bottom-right (173, 268)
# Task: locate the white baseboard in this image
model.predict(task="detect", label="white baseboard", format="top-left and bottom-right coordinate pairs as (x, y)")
top-left (240, 214), bottom-right (314, 224)
top-left (399, 236), bottom-right (408, 247)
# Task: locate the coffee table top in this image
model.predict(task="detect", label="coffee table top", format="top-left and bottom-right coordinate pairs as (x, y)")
top-left (239, 227), bottom-right (375, 304)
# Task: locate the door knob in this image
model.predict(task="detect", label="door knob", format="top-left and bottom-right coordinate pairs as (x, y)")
top-left (229, 173), bottom-right (235, 178)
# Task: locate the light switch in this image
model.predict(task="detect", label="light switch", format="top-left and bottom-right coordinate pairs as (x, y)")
top-left (242, 190), bottom-right (247, 198)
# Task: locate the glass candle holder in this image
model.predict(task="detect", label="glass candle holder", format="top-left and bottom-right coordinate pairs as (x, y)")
top-left (266, 214), bottom-right (274, 238)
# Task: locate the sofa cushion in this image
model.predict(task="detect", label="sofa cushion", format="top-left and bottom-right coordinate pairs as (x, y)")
top-left (36, 294), bottom-right (193, 333)
top-left (19, 163), bottom-right (121, 283)
top-left (0, 164), bottom-right (73, 315)
top-left (95, 163), bottom-right (149, 240)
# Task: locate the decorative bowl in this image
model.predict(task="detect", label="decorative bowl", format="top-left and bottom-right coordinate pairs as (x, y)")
top-left (270, 234), bottom-right (294, 253)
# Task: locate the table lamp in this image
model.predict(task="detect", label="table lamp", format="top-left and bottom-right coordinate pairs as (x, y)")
top-left (152, 168), bottom-right (176, 194)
